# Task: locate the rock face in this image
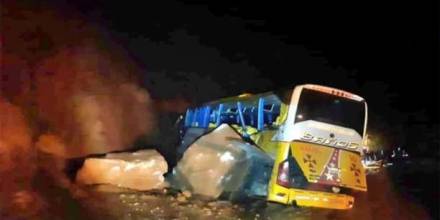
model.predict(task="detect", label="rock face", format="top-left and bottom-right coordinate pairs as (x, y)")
top-left (172, 124), bottom-right (274, 200)
top-left (76, 150), bottom-right (168, 191)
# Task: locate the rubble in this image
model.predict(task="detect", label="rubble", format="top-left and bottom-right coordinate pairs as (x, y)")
top-left (176, 194), bottom-right (187, 203)
top-left (76, 150), bottom-right (168, 191)
top-left (182, 190), bottom-right (192, 198)
top-left (171, 124), bottom-right (274, 200)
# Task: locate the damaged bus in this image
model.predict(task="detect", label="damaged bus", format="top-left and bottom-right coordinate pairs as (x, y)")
top-left (177, 84), bottom-right (368, 209)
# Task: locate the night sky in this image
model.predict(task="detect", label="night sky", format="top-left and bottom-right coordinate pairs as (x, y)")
top-left (4, 1), bottom-right (439, 156)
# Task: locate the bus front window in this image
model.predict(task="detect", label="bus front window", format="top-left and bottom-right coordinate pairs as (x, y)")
top-left (295, 88), bottom-right (365, 136)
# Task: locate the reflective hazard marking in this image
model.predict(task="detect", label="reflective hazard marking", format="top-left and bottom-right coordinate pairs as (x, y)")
top-left (319, 149), bottom-right (341, 184)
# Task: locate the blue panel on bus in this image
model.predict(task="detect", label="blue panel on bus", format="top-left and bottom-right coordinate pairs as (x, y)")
top-left (183, 94), bottom-right (283, 131)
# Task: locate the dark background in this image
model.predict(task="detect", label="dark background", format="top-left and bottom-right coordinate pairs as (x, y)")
top-left (65, 0), bottom-right (439, 156)
top-left (4, 0), bottom-right (438, 159)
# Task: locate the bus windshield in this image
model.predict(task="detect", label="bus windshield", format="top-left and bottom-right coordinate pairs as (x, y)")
top-left (295, 88), bottom-right (365, 136)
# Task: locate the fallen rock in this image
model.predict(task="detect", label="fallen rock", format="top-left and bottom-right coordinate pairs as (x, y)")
top-left (92, 184), bottom-right (134, 193)
top-left (176, 195), bottom-right (187, 203)
top-left (172, 124), bottom-right (273, 199)
top-left (182, 190), bottom-right (192, 198)
top-left (76, 150), bottom-right (168, 191)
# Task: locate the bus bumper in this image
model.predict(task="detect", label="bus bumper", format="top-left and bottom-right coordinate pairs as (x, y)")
top-left (267, 186), bottom-right (354, 210)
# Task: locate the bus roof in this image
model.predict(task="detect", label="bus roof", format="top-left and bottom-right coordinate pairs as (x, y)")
top-left (191, 84), bottom-right (365, 109)
top-left (202, 91), bottom-right (282, 108)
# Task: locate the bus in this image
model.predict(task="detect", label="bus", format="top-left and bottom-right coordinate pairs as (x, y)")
top-left (177, 84), bottom-right (368, 209)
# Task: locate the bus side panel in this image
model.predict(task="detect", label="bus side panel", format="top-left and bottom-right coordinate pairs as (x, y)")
top-left (267, 142), bottom-right (291, 204)
top-left (252, 130), bottom-right (278, 159)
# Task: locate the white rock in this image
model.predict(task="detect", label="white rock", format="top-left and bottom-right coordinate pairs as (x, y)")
top-left (76, 149), bottom-right (168, 191)
top-left (182, 190), bottom-right (192, 198)
top-left (172, 124), bottom-right (274, 199)
top-left (176, 195), bottom-right (187, 203)
top-left (172, 124), bottom-right (246, 198)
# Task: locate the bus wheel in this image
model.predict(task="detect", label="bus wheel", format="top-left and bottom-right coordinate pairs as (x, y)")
top-left (291, 200), bottom-right (299, 208)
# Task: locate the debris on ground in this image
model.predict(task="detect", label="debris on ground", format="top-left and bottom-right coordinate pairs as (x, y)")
top-left (76, 150), bottom-right (168, 191)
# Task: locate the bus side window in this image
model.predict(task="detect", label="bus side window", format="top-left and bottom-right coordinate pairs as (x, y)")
top-left (243, 107), bottom-right (253, 126)
top-left (218, 107), bottom-right (235, 125)
top-left (210, 110), bottom-right (216, 123)
top-left (192, 107), bottom-right (200, 127)
top-left (187, 106), bottom-right (212, 128)
top-left (184, 108), bottom-right (194, 128)
top-left (263, 104), bottom-right (281, 128)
